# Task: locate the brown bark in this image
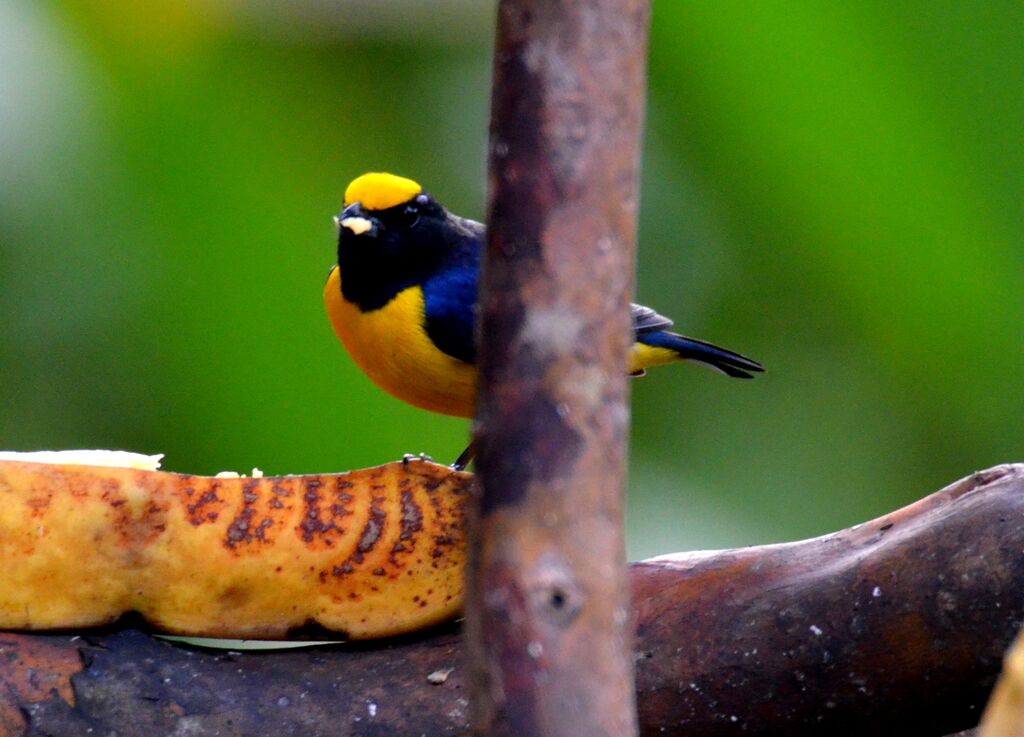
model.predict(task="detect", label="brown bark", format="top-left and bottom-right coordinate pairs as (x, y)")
top-left (2, 464), bottom-right (1022, 737)
top-left (469, 0), bottom-right (650, 736)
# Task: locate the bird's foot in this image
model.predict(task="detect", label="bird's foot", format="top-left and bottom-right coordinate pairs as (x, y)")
top-left (451, 441), bottom-right (477, 472)
top-left (402, 452), bottom-right (435, 468)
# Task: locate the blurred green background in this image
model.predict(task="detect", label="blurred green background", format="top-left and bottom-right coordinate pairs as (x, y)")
top-left (2, 1), bottom-right (1022, 559)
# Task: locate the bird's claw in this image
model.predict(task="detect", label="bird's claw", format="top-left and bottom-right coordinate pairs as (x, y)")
top-left (402, 452), bottom-right (434, 467)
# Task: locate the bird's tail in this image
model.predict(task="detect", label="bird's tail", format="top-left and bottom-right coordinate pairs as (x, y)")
top-left (638, 331), bottom-right (764, 379)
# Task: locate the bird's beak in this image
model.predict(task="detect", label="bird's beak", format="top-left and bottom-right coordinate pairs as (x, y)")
top-left (336, 202), bottom-right (377, 237)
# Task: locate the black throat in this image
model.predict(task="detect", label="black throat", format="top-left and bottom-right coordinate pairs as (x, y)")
top-left (336, 214), bottom-right (449, 312)
top-left (337, 243), bottom-right (421, 312)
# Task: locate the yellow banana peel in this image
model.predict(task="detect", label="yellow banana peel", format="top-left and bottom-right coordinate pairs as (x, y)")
top-left (0, 454), bottom-right (470, 640)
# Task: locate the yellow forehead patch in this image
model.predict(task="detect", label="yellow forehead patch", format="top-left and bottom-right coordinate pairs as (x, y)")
top-left (344, 172), bottom-right (422, 211)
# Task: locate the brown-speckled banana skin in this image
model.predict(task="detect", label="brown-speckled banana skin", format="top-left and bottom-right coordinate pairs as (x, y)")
top-left (0, 459), bottom-right (470, 639)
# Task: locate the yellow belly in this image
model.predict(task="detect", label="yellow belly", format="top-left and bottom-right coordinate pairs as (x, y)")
top-left (324, 266), bottom-right (478, 418)
top-left (627, 343), bottom-right (679, 373)
top-left (324, 266), bottom-right (681, 418)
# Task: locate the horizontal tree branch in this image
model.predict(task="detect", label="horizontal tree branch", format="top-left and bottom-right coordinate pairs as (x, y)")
top-left (2, 464), bottom-right (1023, 737)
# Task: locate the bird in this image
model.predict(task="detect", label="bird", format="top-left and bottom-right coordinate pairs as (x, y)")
top-left (324, 172), bottom-right (763, 469)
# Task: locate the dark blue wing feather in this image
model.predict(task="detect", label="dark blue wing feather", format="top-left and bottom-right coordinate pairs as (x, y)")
top-left (422, 266), bottom-right (479, 364)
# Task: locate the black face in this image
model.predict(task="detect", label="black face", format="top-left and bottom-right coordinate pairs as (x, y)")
top-left (336, 192), bottom-right (451, 311)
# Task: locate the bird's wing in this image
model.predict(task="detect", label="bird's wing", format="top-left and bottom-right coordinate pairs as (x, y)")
top-left (632, 303), bottom-right (674, 337)
top-left (452, 215), bottom-right (486, 241)
top-left (422, 266), bottom-right (479, 364)
top-left (424, 218), bottom-right (672, 359)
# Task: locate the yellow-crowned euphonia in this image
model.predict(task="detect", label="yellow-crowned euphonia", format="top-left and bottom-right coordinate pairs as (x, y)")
top-left (324, 173), bottom-right (763, 467)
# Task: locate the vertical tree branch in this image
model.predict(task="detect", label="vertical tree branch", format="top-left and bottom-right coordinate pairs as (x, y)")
top-left (467, 1), bottom-right (651, 736)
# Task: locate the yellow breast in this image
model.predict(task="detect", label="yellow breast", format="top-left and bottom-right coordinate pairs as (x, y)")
top-left (324, 266), bottom-right (478, 418)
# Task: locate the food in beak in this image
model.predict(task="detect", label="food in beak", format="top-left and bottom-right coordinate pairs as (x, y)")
top-left (340, 216), bottom-right (374, 236)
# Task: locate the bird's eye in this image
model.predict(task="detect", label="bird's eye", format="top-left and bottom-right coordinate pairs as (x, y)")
top-left (403, 203), bottom-right (421, 227)
top-left (415, 194), bottom-right (429, 206)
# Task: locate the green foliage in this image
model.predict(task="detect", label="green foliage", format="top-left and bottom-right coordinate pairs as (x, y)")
top-left (2, 1), bottom-right (1022, 558)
